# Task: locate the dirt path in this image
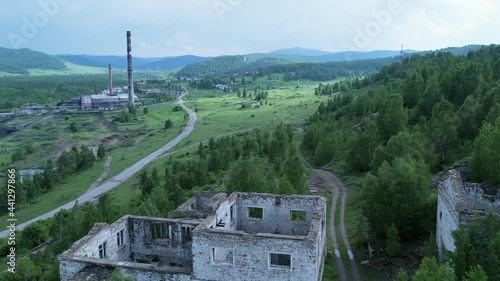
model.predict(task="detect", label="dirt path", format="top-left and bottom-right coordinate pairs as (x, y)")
top-left (0, 114), bottom-right (55, 140)
top-left (324, 170), bottom-right (362, 281)
top-left (0, 92), bottom-right (196, 238)
top-left (297, 137), bottom-right (361, 281)
top-left (87, 156), bottom-right (112, 191)
top-left (317, 169), bottom-right (349, 281)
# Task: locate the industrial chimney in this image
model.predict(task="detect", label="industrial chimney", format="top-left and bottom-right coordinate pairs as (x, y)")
top-left (127, 31), bottom-right (134, 105)
top-left (108, 64), bottom-right (113, 96)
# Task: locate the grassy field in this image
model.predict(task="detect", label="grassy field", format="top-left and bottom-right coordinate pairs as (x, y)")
top-left (28, 62), bottom-right (107, 76)
top-left (176, 85), bottom-right (330, 149)
top-left (0, 102), bottom-right (186, 224)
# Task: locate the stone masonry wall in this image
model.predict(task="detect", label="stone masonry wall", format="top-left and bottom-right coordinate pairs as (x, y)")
top-left (235, 194), bottom-right (317, 236)
top-left (436, 172), bottom-right (462, 258)
top-left (67, 217), bottom-right (130, 261)
top-left (192, 230), bottom-right (318, 281)
top-left (59, 217), bottom-right (130, 280)
top-left (463, 183), bottom-right (500, 213)
top-left (129, 216), bottom-right (199, 268)
top-left (436, 170), bottom-right (500, 260)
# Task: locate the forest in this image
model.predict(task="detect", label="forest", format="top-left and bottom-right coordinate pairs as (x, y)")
top-left (303, 45), bottom-right (500, 280)
top-left (177, 55), bottom-right (252, 77)
top-left (177, 54), bottom-right (396, 81)
top-left (261, 57), bottom-right (395, 81)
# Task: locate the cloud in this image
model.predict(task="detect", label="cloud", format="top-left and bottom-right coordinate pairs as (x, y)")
top-left (0, 0), bottom-right (499, 56)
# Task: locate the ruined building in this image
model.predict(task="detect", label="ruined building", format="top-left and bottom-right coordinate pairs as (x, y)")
top-left (59, 192), bottom-right (327, 281)
top-left (436, 169), bottom-right (500, 260)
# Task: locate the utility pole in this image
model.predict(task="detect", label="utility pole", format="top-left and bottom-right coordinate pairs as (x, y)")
top-left (274, 91), bottom-right (276, 113)
top-left (399, 44), bottom-right (405, 78)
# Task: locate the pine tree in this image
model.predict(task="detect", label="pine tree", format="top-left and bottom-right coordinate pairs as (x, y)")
top-left (386, 224), bottom-right (401, 257)
top-left (97, 143), bottom-right (106, 159)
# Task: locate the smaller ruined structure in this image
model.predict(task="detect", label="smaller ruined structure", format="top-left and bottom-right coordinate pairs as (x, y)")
top-left (436, 169), bottom-right (500, 260)
top-left (59, 192), bottom-right (327, 281)
top-left (17, 104), bottom-right (46, 116)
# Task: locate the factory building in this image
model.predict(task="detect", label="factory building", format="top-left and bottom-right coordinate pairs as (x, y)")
top-left (80, 94), bottom-right (138, 111)
top-left (80, 31), bottom-right (138, 112)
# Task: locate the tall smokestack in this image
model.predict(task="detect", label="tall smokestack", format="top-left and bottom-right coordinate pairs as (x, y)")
top-left (108, 64), bottom-right (113, 96)
top-left (127, 31), bottom-right (134, 105)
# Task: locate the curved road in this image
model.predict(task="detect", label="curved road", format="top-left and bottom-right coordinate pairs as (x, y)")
top-left (0, 92), bottom-right (196, 237)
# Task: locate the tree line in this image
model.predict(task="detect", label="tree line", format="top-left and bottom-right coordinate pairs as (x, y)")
top-left (261, 58), bottom-right (395, 81)
top-left (128, 124), bottom-right (307, 218)
top-left (0, 144), bottom-right (104, 216)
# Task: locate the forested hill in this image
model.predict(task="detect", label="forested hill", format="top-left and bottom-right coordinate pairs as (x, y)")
top-left (260, 57), bottom-right (395, 81)
top-left (176, 45), bottom-right (485, 78)
top-left (303, 45), bottom-right (500, 279)
top-left (176, 55), bottom-right (291, 77)
top-left (175, 53), bottom-right (398, 78)
top-left (0, 48), bottom-right (65, 75)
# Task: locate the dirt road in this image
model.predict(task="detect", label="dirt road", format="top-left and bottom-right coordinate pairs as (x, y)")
top-left (0, 93), bottom-right (196, 238)
top-left (0, 114), bottom-right (55, 141)
top-left (299, 149), bottom-right (361, 281)
top-left (321, 169), bottom-right (362, 281)
top-left (87, 156), bottom-right (112, 191)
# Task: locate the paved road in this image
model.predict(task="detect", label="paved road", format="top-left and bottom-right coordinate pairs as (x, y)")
top-left (0, 93), bottom-right (196, 238)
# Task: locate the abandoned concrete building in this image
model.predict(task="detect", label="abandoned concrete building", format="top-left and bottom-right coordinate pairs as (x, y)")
top-left (59, 192), bottom-right (327, 281)
top-left (436, 169), bottom-right (500, 260)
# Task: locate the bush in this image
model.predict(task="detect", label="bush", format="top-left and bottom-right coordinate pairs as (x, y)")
top-left (164, 119), bottom-right (173, 130)
top-left (11, 148), bottom-right (25, 163)
top-left (120, 139), bottom-right (135, 148)
top-left (20, 222), bottom-right (49, 250)
top-left (69, 121), bottom-right (78, 132)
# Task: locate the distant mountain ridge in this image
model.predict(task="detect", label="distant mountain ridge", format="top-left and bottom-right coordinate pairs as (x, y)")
top-left (271, 47), bottom-right (335, 57)
top-left (57, 54), bottom-right (212, 70)
top-left (176, 45), bottom-right (484, 77)
top-left (0, 44), bottom-right (487, 76)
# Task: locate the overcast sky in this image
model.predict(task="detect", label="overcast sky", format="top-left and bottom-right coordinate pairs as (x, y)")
top-left (1, 0), bottom-right (499, 57)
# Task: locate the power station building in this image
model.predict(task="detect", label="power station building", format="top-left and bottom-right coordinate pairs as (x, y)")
top-left (80, 94), bottom-right (138, 110)
top-left (58, 192), bottom-right (327, 281)
top-left (79, 30), bottom-right (137, 111)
